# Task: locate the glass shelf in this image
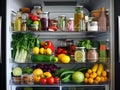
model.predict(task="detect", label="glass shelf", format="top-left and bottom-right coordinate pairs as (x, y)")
top-left (11, 30), bottom-right (109, 39)
top-left (10, 80), bottom-right (109, 87)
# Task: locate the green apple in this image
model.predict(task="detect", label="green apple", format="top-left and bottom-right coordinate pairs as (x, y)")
top-left (72, 71), bottom-right (84, 83)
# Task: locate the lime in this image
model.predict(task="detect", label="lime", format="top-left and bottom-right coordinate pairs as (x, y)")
top-left (33, 21), bottom-right (39, 25)
top-left (74, 51), bottom-right (84, 62)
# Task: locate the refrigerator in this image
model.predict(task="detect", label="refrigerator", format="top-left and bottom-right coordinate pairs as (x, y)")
top-left (6, 0), bottom-right (115, 90)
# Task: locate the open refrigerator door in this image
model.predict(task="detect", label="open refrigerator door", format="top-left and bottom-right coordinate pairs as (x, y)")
top-left (6, 0), bottom-right (115, 90)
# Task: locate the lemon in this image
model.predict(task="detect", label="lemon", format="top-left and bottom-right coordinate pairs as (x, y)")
top-left (33, 68), bottom-right (43, 76)
top-left (75, 51), bottom-right (84, 62)
top-left (60, 55), bottom-right (70, 63)
top-left (45, 48), bottom-right (52, 55)
top-left (57, 54), bottom-right (66, 60)
top-left (33, 47), bottom-right (39, 54)
top-left (39, 47), bottom-right (45, 54)
top-left (33, 21), bottom-right (39, 25)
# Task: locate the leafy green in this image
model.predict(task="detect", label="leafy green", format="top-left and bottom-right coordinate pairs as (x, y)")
top-left (22, 66), bottom-right (33, 74)
top-left (11, 33), bottom-right (35, 63)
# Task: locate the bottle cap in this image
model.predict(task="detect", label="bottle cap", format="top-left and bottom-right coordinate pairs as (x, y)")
top-left (100, 7), bottom-right (105, 12)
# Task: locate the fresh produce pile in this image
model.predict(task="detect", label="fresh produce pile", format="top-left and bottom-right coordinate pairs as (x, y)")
top-left (84, 63), bottom-right (109, 84)
top-left (54, 67), bottom-right (87, 83)
top-left (12, 63), bottom-right (109, 85)
top-left (12, 64), bottom-right (60, 85)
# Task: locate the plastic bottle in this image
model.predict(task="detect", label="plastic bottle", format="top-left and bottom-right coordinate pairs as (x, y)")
top-left (98, 7), bottom-right (107, 31)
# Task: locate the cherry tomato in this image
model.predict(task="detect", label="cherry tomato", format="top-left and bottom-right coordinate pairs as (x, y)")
top-left (47, 77), bottom-right (54, 85)
top-left (40, 78), bottom-right (47, 85)
top-left (54, 77), bottom-right (60, 84)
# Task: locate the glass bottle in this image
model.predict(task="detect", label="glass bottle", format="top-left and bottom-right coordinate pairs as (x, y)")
top-left (14, 11), bottom-right (22, 31)
top-left (74, 5), bottom-right (84, 31)
top-left (98, 7), bottom-right (107, 31)
top-left (87, 48), bottom-right (98, 62)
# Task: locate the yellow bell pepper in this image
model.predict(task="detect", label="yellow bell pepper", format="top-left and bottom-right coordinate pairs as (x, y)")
top-left (43, 72), bottom-right (52, 78)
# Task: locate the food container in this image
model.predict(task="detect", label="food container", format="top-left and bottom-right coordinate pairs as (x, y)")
top-left (21, 74), bottom-right (33, 84)
top-left (12, 76), bottom-right (21, 84)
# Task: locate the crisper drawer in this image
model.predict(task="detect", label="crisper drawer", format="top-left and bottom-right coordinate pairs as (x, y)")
top-left (62, 86), bottom-right (105, 90)
top-left (16, 86), bottom-right (105, 90)
top-left (16, 87), bottom-right (59, 90)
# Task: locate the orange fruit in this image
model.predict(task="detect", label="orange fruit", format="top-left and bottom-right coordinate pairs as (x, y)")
top-left (33, 47), bottom-right (39, 54)
top-left (84, 78), bottom-right (88, 83)
top-left (33, 75), bottom-right (41, 83)
top-left (92, 72), bottom-right (97, 78)
top-left (87, 69), bottom-right (92, 74)
top-left (95, 76), bottom-right (101, 82)
top-left (94, 79), bottom-right (99, 84)
top-left (88, 78), bottom-right (94, 84)
top-left (104, 76), bottom-right (108, 82)
top-left (100, 76), bottom-right (105, 82)
top-left (102, 70), bottom-right (107, 77)
top-left (85, 72), bottom-right (90, 78)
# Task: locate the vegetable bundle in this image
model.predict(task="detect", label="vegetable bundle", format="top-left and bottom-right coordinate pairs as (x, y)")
top-left (11, 33), bottom-right (35, 63)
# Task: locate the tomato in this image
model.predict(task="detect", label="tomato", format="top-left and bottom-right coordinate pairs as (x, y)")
top-left (47, 77), bottom-right (54, 85)
top-left (61, 50), bottom-right (68, 54)
top-left (70, 45), bottom-right (76, 51)
top-left (54, 77), bottom-right (60, 84)
top-left (40, 78), bottom-right (47, 85)
top-left (31, 15), bottom-right (38, 21)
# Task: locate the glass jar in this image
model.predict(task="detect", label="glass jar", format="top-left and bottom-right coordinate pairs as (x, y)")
top-left (87, 47), bottom-right (98, 62)
top-left (40, 12), bottom-right (49, 31)
top-left (58, 15), bottom-right (66, 31)
top-left (66, 18), bottom-right (74, 31)
top-left (74, 5), bottom-right (84, 31)
top-left (31, 6), bottom-right (42, 18)
top-left (74, 47), bottom-right (86, 63)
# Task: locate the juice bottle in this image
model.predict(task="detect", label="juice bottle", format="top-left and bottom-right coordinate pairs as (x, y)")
top-left (74, 5), bottom-right (84, 31)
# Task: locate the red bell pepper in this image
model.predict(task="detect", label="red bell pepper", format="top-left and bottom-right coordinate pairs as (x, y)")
top-left (44, 41), bottom-right (55, 53)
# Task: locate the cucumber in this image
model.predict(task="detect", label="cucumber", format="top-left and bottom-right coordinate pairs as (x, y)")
top-left (32, 54), bottom-right (55, 63)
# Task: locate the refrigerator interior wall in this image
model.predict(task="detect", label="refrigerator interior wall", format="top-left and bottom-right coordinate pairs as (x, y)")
top-left (6, 0), bottom-right (114, 90)
top-left (0, 17), bottom-right (1, 63)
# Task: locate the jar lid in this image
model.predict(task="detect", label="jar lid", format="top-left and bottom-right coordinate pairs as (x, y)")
top-left (76, 5), bottom-right (83, 8)
top-left (69, 18), bottom-right (74, 20)
top-left (34, 6), bottom-right (42, 9)
top-left (76, 47), bottom-right (85, 49)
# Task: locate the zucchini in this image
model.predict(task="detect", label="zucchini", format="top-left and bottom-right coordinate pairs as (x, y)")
top-left (32, 54), bottom-right (55, 63)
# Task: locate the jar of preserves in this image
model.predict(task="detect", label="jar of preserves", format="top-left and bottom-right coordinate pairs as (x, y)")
top-left (74, 5), bottom-right (84, 31)
top-left (87, 47), bottom-right (98, 62)
top-left (74, 47), bottom-right (86, 63)
top-left (40, 12), bottom-right (49, 31)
